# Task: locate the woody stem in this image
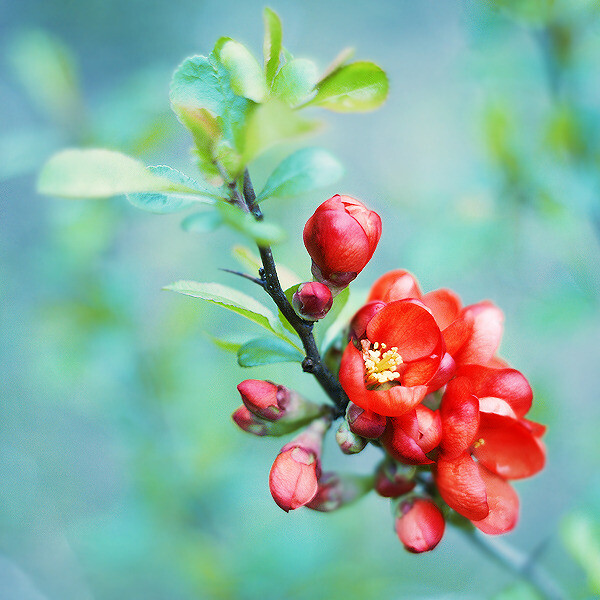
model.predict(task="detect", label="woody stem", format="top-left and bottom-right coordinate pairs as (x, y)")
top-left (462, 526), bottom-right (566, 600)
top-left (241, 169), bottom-right (349, 418)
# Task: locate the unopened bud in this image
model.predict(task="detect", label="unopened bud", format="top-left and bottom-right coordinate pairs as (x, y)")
top-left (375, 459), bottom-right (416, 498)
top-left (269, 417), bottom-right (331, 512)
top-left (394, 497), bottom-right (445, 553)
top-left (303, 195), bottom-right (382, 292)
top-left (347, 402), bottom-right (386, 439)
top-left (232, 405), bottom-right (307, 437)
top-left (306, 472), bottom-right (374, 512)
top-left (336, 419), bottom-right (368, 454)
top-left (292, 282), bottom-right (333, 321)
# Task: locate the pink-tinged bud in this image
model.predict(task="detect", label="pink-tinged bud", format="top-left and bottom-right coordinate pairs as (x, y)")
top-left (292, 282), bottom-right (334, 321)
top-left (375, 460), bottom-right (416, 498)
top-left (269, 417), bottom-right (330, 512)
top-left (335, 419), bottom-right (368, 454)
top-left (306, 472), bottom-right (374, 512)
top-left (237, 380), bottom-right (324, 425)
top-left (347, 402), bottom-right (387, 439)
top-left (232, 405), bottom-right (270, 436)
top-left (394, 498), bottom-right (445, 553)
top-left (303, 195), bottom-right (382, 290)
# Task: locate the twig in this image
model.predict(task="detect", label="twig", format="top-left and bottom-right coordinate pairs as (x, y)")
top-left (220, 268), bottom-right (265, 287)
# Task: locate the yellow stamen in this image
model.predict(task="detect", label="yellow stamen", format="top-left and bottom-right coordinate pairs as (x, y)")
top-left (473, 438), bottom-right (485, 449)
top-left (361, 340), bottom-right (403, 385)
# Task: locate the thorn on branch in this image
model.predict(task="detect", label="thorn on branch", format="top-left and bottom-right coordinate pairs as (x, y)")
top-left (220, 268), bottom-right (265, 287)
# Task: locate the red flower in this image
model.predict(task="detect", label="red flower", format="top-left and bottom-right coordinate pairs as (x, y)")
top-left (434, 375), bottom-right (545, 534)
top-left (339, 299), bottom-right (444, 416)
top-left (394, 497), bottom-right (446, 553)
top-left (303, 195), bottom-right (382, 289)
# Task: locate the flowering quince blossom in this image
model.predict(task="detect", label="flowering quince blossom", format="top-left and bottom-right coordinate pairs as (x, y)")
top-left (231, 196), bottom-right (546, 554)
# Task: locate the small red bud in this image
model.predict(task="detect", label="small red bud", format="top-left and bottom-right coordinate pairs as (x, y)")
top-left (394, 498), bottom-right (445, 553)
top-left (292, 282), bottom-right (333, 321)
top-left (303, 195), bottom-right (382, 290)
top-left (346, 402), bottom-right (387, 439)
top-left (237, 380), bottom-right (289, 420)
top-left (335, 419), bottom-right (368, 454)
top-left (232, 405), bottom-right (269, 436)
top-left (374, 460), bottom-right (416, 498)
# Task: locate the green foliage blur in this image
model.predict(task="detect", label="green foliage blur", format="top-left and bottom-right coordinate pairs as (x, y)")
top-left (2, 0), bottom-right (600, 598)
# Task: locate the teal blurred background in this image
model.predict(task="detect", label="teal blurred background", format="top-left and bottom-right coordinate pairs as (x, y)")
top-left (2, 0), bottom-right (600, 598)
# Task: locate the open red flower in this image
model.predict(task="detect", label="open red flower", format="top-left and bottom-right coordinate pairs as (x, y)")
top-left (434, 375), bottom-right (545, 534)
top-left (339, 299), bottom-right (444, 416)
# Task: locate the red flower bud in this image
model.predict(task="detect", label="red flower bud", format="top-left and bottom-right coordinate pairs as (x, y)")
top-left (394, 498), bottom-right (445, 553)
top-left (346, 402), bottom-right (387, 439)
top-left (269, 418), bottom-right (330, 512)
top-left (303, 194), bottom-right (382, 289)
top-left (292, 282), bottom-right (333, 321)
top-left (335, 420), bottom-right (368, 454)
top-left (375, 460), bottom-right (416, 498)
top-left (232, 405), bottom-right (270, 436)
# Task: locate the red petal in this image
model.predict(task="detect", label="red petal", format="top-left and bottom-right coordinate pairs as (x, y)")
top-left (350, 301), bottom-right (386, 340)
top-left (435, 454), bottom-right (489, 521)
top-left (425, 352), bottom-right (456, 393)
top-left (381, 416), bottom-right (433, 465)
top-left (522, 419), bottom-right (547, 437)
top-left (422, 289), bottom-right (462, 329)
top-left (367, 299), bottom-right (442, 362)
top-left (457, 364), bottom-right (533, 418)
top-left (473, 413), bottom-right (546, 479)
top-left (415, 405), bottom-right (442, 453)
top-left (472, 465), bottom-right (519, 534)
top-left (453, 302), bottom-right (504, 366)
top-left (442, 314), bottom-right (474, 356)
top-left (402, 354), bottom-right (444, 387)
top-left (368, 270), bottom-right (422, 303)
top-left (339, 343), bottom-right (428, 417)
top-left (439, 377), bottom-right (480, 459)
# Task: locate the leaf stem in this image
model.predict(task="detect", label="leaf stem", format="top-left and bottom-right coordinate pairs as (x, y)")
top-left (241, 168), bottom-right (349, 418)
top-left (461, 526), bottom-right (567, 600)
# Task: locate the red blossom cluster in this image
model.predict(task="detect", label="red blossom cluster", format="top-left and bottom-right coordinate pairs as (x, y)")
top-left (231, 195), bottom-right (546, 553)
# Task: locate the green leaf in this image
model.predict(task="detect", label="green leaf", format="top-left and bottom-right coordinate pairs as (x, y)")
top-left (214, 38), bottom-right (268, 103)
top-left (216, 202), bottom-right (285, 245)
top-left (272, 58), bottom-right (318, 106)
top-left (164, 280), bottom-right (292, 342)
top-left (238, 336), bottom-right (304, 367)
top-left (304, 62), bottom-right (389, 112)
top-left (320, 47), bottom-right (355, 80)
top-left (263, 8), bottom-right (283, 86)
top-left (181, 210), bottom-right (223, 233)
top-left (206, 334), bottom-right (244, 353)
top-left (257, 147), bottom-right (344, 201)
top-left (242, 99), bottom-right (320, 162)
top-left (38, 149), bottom-right (200, 199)
top-left (170, 54), bottom-right (251, 153)
top-left (127, 166), bottom-right (223, 214)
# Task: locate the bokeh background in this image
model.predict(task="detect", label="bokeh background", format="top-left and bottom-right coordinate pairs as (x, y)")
top-left (2, 0), bottom-right (600, 598)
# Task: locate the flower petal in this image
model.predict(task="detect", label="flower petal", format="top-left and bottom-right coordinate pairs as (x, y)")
top-left (472, 465), bottom-right (519, 535)
top-left (435, 453), bottom-right (489, 521)
top-left (473, 413), bottom-right (546, 479)
top-left (381, 415), bottom-right (433, 465)
top-left (422, 289), bottom-right (462, 329)
top-left (367, 299), bottom-right (443, 361)
top-left (457, 364), bottom-right (533, 418)
top-left (368, 270), bottom-right (422, 303)
top-left (453, 302), bottom-right (504, 366)
top-left (339, 342), bottom-right (428, 416)
top-left (440, 377), bottom-right (480, 459)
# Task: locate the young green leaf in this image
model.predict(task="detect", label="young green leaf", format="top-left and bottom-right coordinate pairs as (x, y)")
top-left (237, 336), bottom-right (304, 367)
top-left (164, 280), bottom-right (293, 342)
top-left (304, 62), bottom-right (389, 113)
top-left (257, 147), bottom-right (344, 201)
top-left (320, 47), bottom-right (355, 80)
top-left (263, 7), bottom-right (283, 86)
top-left (181, 210), bottom-right (224, 233)
top-left (318, 286), bottom-right (351, 353)
top-left (127, 165), bottom-right (223, 214)
top-left (38, 149), bottom-right (200, 199)
top-left (242, 99), bottom-right (320, 162)
top-left (214, 38), bottom-right (268, 103)
top-left (272, 58), bottom-right (318, 106)
top-left (216, 202), bottom-right (285, 245)
top-left (207, 334), bottom-right (244, 354)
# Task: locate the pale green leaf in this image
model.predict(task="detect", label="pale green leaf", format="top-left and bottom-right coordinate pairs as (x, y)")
top-left (38, 149), bottom-right (199, 199)
top-left (181, 210), bottom-right (223, 233)
top-left (304, 62), bottom-right (389, 113)
top-left (206, 334), bottom-right (244, 353)
top-left (217, 201), bottom-right (285, 245)
top-left (238, 336), bottom-right (304, 367)
top-left (263, 8), bottom-right (283, 86)
top-left (127, 166), bottom-right (223, 214)
top-left (215, 38), bottom-right (268, 103)
top-left (164, 280), bottom-right (290, 341)
top-left (320, 47), bottom-right (355, 80)
top-left (242, 99), bottom-right (320, 163)
top-left (257, 147), bottom-right (343, 201)
top-left (272, 58), bottom-right (318, 106)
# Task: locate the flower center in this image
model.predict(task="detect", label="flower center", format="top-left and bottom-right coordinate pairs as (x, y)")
top-left (361, 340), bottom-right (403, 385)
